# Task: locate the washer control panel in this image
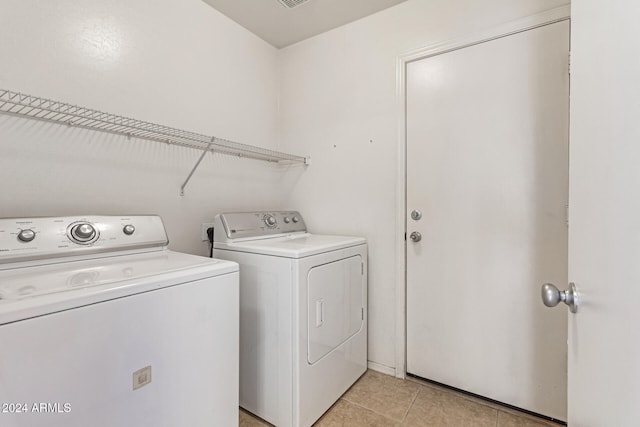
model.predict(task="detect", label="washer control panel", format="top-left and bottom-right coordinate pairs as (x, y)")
top-left (0, 215), bottom-right (168, 265)
top-left (214, 211), bottom-right (306, 241)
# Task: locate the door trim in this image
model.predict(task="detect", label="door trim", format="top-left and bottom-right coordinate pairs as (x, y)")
top-left (393, 4), bottom-right (571, 379)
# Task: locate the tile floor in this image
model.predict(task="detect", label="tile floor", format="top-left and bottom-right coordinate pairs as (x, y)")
top-left (239, 370), bottom-right (564, 427)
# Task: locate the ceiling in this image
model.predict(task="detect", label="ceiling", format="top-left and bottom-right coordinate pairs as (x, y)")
top-left (201, 0), bottom-right (408, 48)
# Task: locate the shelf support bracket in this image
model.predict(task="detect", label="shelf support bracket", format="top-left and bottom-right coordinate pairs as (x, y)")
top-left (180, 137), bottom-right (215, 196)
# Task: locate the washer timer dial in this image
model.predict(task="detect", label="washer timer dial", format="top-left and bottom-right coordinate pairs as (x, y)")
top-left (68, 222), bottom-right (99, 245)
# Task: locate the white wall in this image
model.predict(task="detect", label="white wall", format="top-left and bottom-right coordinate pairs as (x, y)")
top-left (0, 0), bottom-right (298, 255)
top-left (279, 0), bottom-right (570, 371)
top-left (0, 0), bottom-right (574, 376)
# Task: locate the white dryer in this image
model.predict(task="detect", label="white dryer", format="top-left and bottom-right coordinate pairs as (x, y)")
top-left (213, 211), bottom-right (367, 427)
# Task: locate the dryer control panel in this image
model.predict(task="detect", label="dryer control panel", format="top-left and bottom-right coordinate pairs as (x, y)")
top-left (213, 211), bottom-right (307, 241)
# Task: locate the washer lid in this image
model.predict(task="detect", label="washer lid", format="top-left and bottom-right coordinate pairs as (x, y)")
top-left (213, 233), bottom-right (366, 258)
top-left (0, 250), bottom-right (238, 325)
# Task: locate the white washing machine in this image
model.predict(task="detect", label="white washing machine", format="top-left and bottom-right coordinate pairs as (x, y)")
top-left (0, 215), bottom-right (239, 427)
top-left (213, 211), bottom-right (367, 427)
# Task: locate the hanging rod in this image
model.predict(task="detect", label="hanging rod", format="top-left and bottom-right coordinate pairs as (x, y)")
top-left (0, 89), bottom-right (309, 192)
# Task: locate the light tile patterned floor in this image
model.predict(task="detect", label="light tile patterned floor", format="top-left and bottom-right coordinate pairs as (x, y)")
top-left (239, 370), bottom-right (564, 427)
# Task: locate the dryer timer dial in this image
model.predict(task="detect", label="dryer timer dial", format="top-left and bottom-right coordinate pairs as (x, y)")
top-left (263, 214), bottom-right (277, 228)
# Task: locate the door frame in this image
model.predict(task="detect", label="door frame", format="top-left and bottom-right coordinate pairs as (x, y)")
top-left (393, 5), bottom-right (571, 378)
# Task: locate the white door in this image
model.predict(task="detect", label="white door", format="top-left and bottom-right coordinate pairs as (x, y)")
top-left (566, 1), bottom-right (640, 425)
top-left (406, 21), bottom-right (570, 420)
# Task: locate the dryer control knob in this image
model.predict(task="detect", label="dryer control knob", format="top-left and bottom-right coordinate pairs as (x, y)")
top-left (123, 224), bottom-right (135, 235)
top-left (264, 214), bottom-right (277, 228)
top-left (292, 216), bottom-right (299, 223)
top-left (284, 217), bottom-right (291, 224)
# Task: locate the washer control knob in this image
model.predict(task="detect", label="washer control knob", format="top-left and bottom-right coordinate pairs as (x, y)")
top-left (284, 217), bottom-right (291, 224)
top-left (74, 224), bottom-right (95, 239)
top-left (18, 229), bottom-right (36, 242)
top-left (123, 224), bottom-right (135, 235)
top-left (292, 216), bottom-right (299, 223)
top-left (264, 214), bottom-right (277, 228)
top-left (70, 222), bottom-right (97, 243)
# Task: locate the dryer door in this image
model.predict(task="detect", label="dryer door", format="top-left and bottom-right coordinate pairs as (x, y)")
top-left (307, 255), bottom-right (364, 364)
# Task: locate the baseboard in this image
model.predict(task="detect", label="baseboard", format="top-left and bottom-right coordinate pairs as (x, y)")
top-left (367, 360), bottom-right (396, 376)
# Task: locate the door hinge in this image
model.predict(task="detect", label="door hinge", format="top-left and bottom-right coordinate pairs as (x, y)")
top-left (565, 204), bottom-right (569, 228)
top-left (361, 307), bottom-right (364, 320)
top-left (361, 262), bottom-right (364, 275)
top-left (568, 51), bottom-right (571, 75)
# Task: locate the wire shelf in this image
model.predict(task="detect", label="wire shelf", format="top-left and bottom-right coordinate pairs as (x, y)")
top-left (0, 89), bottom-right (308, 164)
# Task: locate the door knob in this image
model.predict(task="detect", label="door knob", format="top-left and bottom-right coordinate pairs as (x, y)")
top-left (411, 210), bottom-right (422, 221)
top-left (409, 231), bottom-right (422, 242)
top-left (541, 282), bottom-right (578, 313)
